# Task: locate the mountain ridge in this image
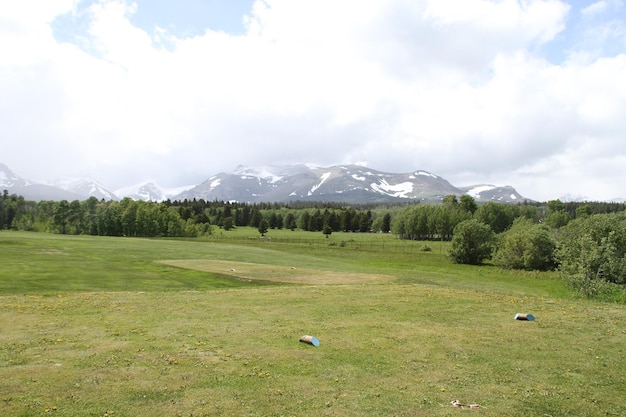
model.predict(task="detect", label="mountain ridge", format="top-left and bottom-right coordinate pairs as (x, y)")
top-left (47, 177), bottom-right (119, 201)
top-left (4, 161), bottom-right (620, 203)
top-left (175, 164), bottom-right (529, 204)
top-left (114, 182), bottom-right (195, 202)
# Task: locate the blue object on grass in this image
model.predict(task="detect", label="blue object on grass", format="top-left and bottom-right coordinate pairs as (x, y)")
top-left (299, 335), bottom-right (320, 346)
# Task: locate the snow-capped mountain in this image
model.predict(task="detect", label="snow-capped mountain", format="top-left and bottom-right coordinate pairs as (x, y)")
top-left (1, 162), bottom-right (85, 201)
top-left (0, 161), bottom-right (553, 204)
top-left (558, 194), bottom-right (626, 203)
top-left (47, 177), bottom-right (119, 201)
top-left (0, 162), bottom-right (31, 188)
top-left (459, 184), bottom-right (526, 203)
top-left (175, 164), bottom-right (530, 203)
top-left (115, 182), bottom-right (195, 202)
top-left (1, 162), bottom-right (196, 201)
top-left (559, 193), bottom-right (590, 202)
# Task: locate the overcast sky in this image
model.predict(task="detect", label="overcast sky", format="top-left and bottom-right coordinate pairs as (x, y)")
top-left (1, 0), bottom-right (625, 201)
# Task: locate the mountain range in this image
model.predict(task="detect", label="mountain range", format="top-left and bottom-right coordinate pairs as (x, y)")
top-left (1, 161), bottom-right (536, 204)
top-left (177, 164), bottom-right (530, 204)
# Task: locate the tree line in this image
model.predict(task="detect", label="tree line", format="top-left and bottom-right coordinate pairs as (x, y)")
top-left (2, 190), bottom-right (624, 239)
top-left (0, 192), bottom-right (385, 237)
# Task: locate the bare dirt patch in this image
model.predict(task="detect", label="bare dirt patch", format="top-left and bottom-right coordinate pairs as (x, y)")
top-left (158, 259), bottom-right (395, 285)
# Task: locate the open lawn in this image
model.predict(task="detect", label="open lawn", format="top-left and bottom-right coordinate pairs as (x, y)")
top-left (1, 230), bottom-right (624, 416)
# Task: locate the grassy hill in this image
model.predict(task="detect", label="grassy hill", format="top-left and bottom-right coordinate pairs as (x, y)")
top-left (0, 230), bottom-right (624, 416)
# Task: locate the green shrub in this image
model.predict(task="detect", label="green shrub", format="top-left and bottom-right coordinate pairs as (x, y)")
top-left (448, 219), bottom-right (494, 265)
top-left (556, 212), bottom-right (626, 297)
top-left (492, 218), bottom-right (556, 271)
top-left (565, 272), bottom-right (622, 299)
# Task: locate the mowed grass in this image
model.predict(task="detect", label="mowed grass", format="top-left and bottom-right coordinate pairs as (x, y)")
top-left (1, 230), bottom-right (625, 416)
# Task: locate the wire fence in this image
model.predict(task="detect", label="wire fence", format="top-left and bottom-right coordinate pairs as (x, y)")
top-left (208, 234), bottom-right (448, 254)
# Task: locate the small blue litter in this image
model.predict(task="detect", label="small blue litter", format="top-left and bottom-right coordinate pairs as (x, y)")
top-left (299, 335), bottom-right (320, 346)
top-left (515, 313), bottom-right (535, 321)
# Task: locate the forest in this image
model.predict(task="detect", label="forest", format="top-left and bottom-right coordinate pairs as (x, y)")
top-left (1, 190), bottom-right (624, 237)
top-left (0, 193), bottom-right (386, 237)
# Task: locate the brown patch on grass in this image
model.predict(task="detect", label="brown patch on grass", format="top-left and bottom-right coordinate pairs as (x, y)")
top-left (37, 249), bottom-right (66, 255)
top-left (158, 259), bottom-right (395, 284)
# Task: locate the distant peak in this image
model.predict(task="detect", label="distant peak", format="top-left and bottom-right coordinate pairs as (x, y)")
top-left (0, 162), bottom-right (29, 187)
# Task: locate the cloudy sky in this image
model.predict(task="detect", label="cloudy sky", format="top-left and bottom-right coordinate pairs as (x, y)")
top-left (1, 0), bottom-right (625, 201)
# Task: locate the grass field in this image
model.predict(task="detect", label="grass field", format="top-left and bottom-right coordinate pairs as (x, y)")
top-left (1, 230), bottom-right (625, 416)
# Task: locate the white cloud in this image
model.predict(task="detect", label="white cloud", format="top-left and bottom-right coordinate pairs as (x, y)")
top-left (1, 0), bottom-right (625, 201)
top-left (581, 0), bottom-right (623, 17)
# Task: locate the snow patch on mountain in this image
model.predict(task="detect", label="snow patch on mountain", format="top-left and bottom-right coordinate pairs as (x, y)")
top-left (0, 162), bottom-right (31, 188)
top-left (413, 171), bottom-right (438, 178)
top-left (371, 180), bottom-right (413, 198)
top-left (209, 178), bottom-right (221, 190)
top-left (0, 171), bottom-right (12, 186)
top-left (115, 182), bottom-right (194, 201)
top-left (308, 172), bottom-right (331, 196)
top-left (467, 185), bottom-right (496, 198)
top-left (234, 165), bottom-right (285, 183)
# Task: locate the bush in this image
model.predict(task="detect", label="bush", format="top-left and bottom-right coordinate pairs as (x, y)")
top-left (565, 273), bottom-right (622, 299)
top-left (492, 218), bottom-right (556, 271)
top-left (556, 212), bottom-right (626, 297)
top-left (448, 219), bottom-right (494, 265)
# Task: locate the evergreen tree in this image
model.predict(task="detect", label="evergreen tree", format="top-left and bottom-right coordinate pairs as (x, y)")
top-left (323, 223), bottom-right (332, 238)
top-left (299, 211), bottom-right (311, 231)
top-left (53, 200), bottom-right (70, 234)
top-left (284, 212), bottom-right (297, 230)
top-left (258, 219), bottom-right (269, 236)
top-left (269, 212), bottom-right (279, 229)
top-left (222, 217), bottom-right (234, 231)
top-left (249, 207), bottom-right (263, 228)
top-left (340, 209), bottom-right (353, 232)
top-left (310, 209), bottom-right (323, 231)
top-left (0, 190), bottom-right (7, 229)
top-left (381, 213), bottom-right (391, 233)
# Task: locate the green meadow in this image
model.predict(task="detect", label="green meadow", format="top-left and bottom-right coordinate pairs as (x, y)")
top-left (0, 230), bottom-right (624, 416)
